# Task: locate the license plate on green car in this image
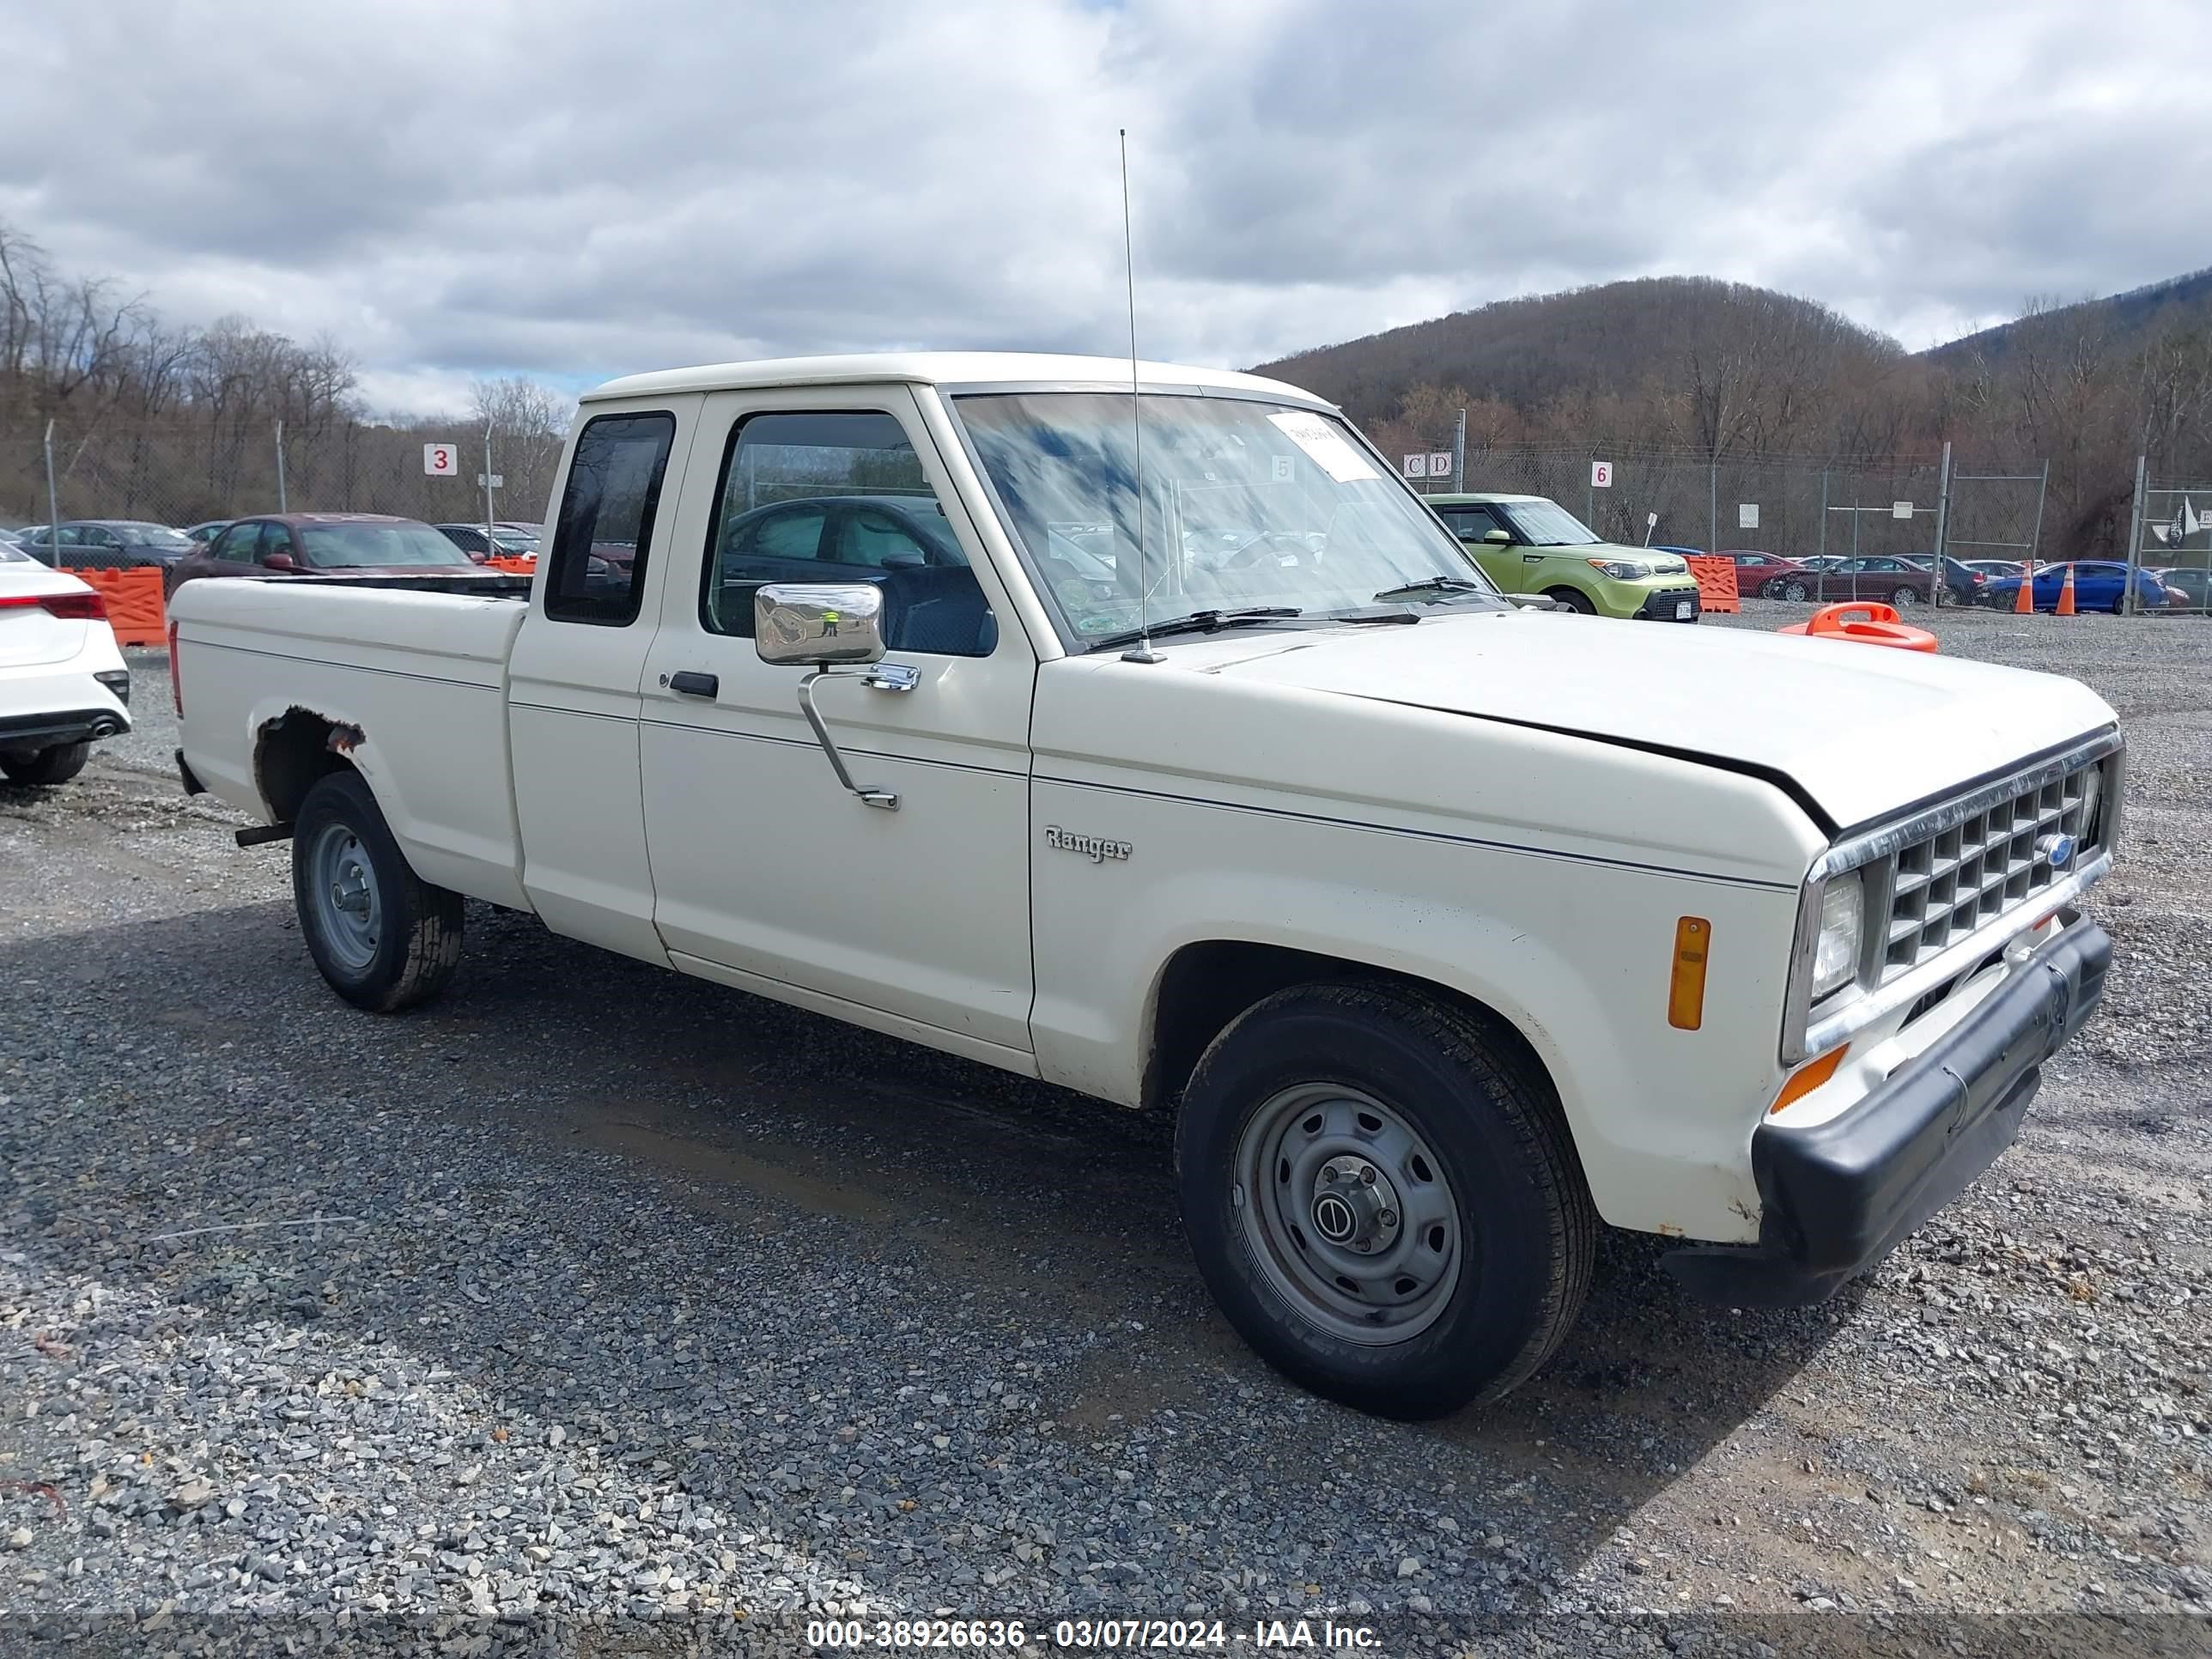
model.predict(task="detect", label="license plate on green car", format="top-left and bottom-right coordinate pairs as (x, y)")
top-left (1675, 600), bottom-right (1693, 619)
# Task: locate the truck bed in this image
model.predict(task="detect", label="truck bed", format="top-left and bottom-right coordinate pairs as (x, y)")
top-left (170, 578), bottom-right (535, 909)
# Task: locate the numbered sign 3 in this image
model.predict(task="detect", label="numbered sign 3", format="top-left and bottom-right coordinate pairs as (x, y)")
top-left (423, 442), bottom-right (458, 477)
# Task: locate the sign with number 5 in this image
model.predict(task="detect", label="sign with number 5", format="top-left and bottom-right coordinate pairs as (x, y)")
top-left (423, 442), bottom-right (457, 477)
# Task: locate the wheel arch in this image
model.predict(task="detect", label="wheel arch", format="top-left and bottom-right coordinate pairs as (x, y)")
top-left (252, 705), bottom-right (368, 824)
top-left (1142, 939), bottom-right (1566, 1137)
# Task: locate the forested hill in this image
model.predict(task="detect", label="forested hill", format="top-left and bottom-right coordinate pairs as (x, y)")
top-left (1922, 266), bottom-right (2212, 365)
top-left (1249, 276), bottom-right (1905, 425)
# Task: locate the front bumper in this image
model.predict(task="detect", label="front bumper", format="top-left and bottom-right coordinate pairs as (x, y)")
top-left (1666, 919), bottom-right (2111, 1305)
top-left (1632, 585), bottom-right (1701, 623)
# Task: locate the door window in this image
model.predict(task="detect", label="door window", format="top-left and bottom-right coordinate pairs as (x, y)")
top-left (256, 523), bottom-right (296, 564)
top-left (1437, 506), bottom-right (1502, 542)
top-left (211, 523), bottom-right (262, 563)
top-left (545, 411), bottom-right (677, 626)
top-left (701, 410), bottom-right (993, 656)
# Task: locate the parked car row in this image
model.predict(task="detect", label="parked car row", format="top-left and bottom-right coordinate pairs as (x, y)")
top-left (0, 516), bottom-right (546, 572)
top-left (1668, 545), bottom-right (2196, 611)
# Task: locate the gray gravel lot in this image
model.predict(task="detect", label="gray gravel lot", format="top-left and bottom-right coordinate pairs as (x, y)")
top-left (3, 609), bottom-right (2209, 1656)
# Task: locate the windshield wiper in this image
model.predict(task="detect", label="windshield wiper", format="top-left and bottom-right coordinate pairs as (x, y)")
top-left (1370, 574), bottom-right (1488, 603)
top-left (1086, 607), bottom-right (1303, 653)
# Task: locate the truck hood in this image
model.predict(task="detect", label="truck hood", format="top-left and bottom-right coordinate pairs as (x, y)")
top-left (1197, 611), bottom-right (2115, 830)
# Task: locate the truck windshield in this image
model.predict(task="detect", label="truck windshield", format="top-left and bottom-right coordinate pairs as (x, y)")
top-left (1498, 500), bottom-right (1603, 547)
top-left (952, 392), bottom-right (1502, 649)
top-left (300, 524), bottom-right (478, 568)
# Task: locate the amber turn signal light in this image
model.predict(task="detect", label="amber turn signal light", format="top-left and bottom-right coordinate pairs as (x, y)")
top-left (1771, 1045), bottom-right (1848, 1115)
top-left (1667, 916), bottom-right (1711, 1030)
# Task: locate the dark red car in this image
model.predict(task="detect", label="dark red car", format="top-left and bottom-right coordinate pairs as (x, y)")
top-left (166, 514), bottom-right (505, 597)
top-left (1769, 555), bottom-right (1941, 608)
top-left (1715, 550), bottom-right (1817, 599)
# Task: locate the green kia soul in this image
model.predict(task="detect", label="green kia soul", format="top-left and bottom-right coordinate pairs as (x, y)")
top-left (1427, 493), bottom-right (1702, 621)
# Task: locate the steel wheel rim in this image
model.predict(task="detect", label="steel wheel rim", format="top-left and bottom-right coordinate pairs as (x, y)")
top-left (308, 822), bottom-right (381, 972)
top-left (1233, 1083), bottom-right (1462, 1345)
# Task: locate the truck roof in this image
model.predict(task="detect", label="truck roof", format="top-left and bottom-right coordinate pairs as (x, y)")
top-left (581, 352), bottom-right (1332, 408)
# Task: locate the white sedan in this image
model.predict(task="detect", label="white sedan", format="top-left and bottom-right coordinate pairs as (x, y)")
top-left (0, 542), bottom-right (131, 785)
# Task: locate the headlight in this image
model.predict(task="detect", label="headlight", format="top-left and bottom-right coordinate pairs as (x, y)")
top-left (1811, 872), bottom-right (1864, 1000)
top-left (2078, 765), bottom-right (2105, 846)
top-left (1586, 557), bottom-right (1653, 580)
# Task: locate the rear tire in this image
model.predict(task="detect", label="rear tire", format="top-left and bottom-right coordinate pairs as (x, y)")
top-left (1542, 586), bottom-right (1596, 615)
top-left (291, 770), bottom-right (463, 1012)
top-left (1176, 982), bottom-right (1595, 1419)
top-left (0, 741), bottom-right (90, 785)
top-left (1890, 586), bottom-right (1920, 606)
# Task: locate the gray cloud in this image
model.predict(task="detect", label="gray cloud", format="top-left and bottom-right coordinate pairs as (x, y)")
top-left (1, 0), bottom-right (2203, 412)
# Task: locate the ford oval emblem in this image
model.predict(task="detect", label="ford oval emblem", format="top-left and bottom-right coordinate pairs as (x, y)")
top-left (2038, 832), bottom-right (2075, 868)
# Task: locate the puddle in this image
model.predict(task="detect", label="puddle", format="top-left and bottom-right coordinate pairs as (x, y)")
top-left (574, 1115), bottom-right (903, 1225)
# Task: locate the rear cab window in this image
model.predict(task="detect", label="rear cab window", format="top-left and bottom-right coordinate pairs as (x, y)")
top-left (545, 412), bottom-right (678, 625)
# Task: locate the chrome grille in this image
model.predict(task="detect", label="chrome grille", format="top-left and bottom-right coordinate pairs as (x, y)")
top-left (1879, 761), bottom-right (2100, 981)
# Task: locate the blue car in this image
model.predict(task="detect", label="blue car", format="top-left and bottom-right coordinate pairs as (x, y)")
top-left (1982, 561), bottom-right (2170, 613)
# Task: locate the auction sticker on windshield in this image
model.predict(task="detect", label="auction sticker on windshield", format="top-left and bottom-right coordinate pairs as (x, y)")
top-left (1267, 411), bottom-right (1378, 484)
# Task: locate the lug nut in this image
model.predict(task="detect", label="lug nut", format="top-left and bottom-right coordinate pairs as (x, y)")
top-left (1379, 1210), bottom-right (1397, 1227)
top-left (1360, 1165), bottom-right (1376, 1185)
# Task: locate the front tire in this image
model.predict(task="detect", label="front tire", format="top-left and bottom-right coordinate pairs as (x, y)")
top-left (1, 741), bottom-right (90, 785)
top-left (1541, 586), bottom-right (1596, 615)
top-left (1176, 982), bottom-right (1595, 1419)
top-left (291, 770), bottom-right (464, 1012)
top-left (1782, 580), bottom-right (1811, 602)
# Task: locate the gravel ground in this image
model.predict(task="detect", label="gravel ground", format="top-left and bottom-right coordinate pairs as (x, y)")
top-left (2, 612), bottom-right (2209, 1657)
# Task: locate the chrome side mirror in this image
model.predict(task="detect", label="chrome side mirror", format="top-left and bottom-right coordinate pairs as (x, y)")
top-left (751, 581), bottom-right (902, 811)
top-left (754, 582), bottom-right (887, 666)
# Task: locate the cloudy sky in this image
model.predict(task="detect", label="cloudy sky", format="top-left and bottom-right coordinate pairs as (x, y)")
top-left (3, 0), bottom-right (2206, 414)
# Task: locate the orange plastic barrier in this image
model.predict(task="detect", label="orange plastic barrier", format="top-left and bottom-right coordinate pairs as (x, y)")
top-left (1778, 601), bottom-right (1939, 653)
top-left (1685, 556), bottom-right (1740, 614)
top-left (70, 566), bottom-right (167, 646)
top-left (486, 556), bottom-right (537, 575)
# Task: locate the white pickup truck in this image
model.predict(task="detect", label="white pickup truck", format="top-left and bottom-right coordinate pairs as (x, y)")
top-left (173, 353), bottom-right (2121, 1418)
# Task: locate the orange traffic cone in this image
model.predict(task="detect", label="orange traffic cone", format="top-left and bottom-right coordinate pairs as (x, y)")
top-left (2014, 562), bottom-right (2035, 614)
top-left (2056, 565), bottom-right (2076, 617)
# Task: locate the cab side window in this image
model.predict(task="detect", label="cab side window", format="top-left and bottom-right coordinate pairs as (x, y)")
top-left (545, 411), bottom-right (676, 626)
top-left (701, 410), bottom-right (994, 657)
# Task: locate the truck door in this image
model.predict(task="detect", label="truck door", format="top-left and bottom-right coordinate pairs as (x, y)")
top-left (637, 385), bottom-right (1037, 1063)
top-left (508, 394), bottom-right (701, 962)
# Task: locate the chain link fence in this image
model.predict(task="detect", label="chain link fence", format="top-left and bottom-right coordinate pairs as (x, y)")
top-left (2129, 472), bottom-right (2212, 616)
top-left (2, 420), bottom-right (566, 566)
top-left (1396, 444), bottom-right (2090, 610)
top-left (8, 418), bottom-right (2195, 621)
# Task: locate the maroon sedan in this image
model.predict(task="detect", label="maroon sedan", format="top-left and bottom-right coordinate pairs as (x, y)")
top-left (1717, 550), bottom-right (1817, 599)
top-left (166, 514), bottom-right (507, 597)
top-left (1770, 555), bottom-right (1939, 608)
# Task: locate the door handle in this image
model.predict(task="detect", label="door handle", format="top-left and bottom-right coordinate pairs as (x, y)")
top-left (668, 671), bottom-right (719, 698)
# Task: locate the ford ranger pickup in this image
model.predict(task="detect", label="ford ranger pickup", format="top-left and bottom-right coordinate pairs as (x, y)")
top-left (171, 353), bottom-right (2120, 1419)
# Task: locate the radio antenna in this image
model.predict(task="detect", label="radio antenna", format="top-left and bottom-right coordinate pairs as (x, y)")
top-left (1118, 128), bottom-right (1161, 665)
